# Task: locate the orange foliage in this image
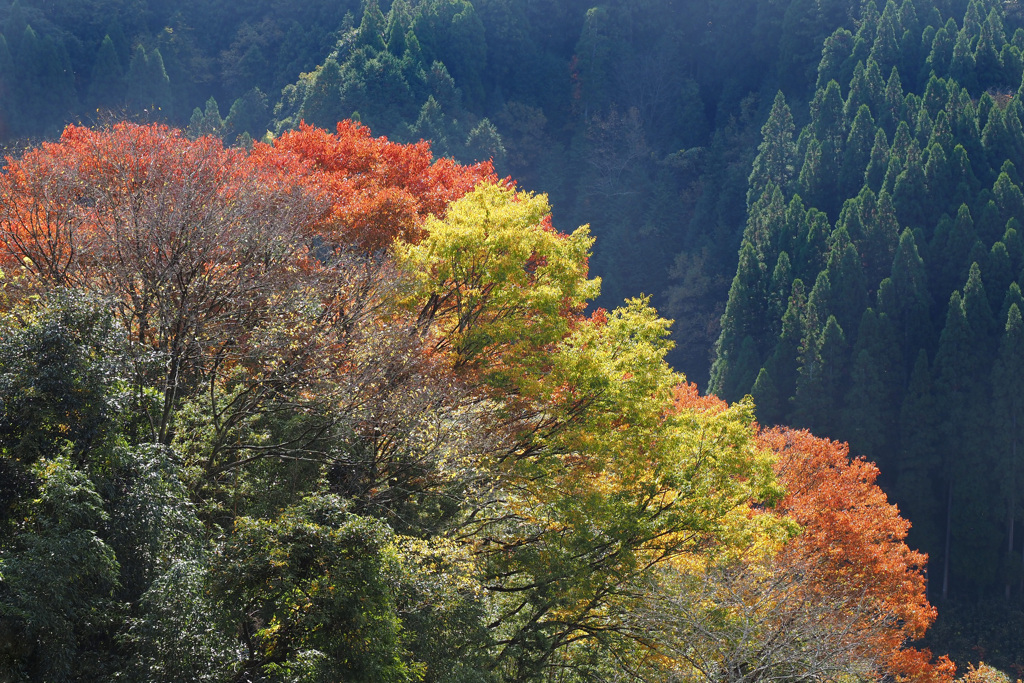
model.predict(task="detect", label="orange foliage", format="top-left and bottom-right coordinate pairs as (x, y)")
top-left (0, 122), bottom-right (301, 286)
top-left (670, 382), bottom-right (952, 681)
top-left (254, 121), bottom-right (496, 250)
top-left (671, 381), bottom-right (728, 414)
top-left (760, 427), bottom-right (954, 683)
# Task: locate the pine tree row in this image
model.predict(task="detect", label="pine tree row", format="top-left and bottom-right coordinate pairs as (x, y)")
top-left (712, 0), bottom-right (1024, 601)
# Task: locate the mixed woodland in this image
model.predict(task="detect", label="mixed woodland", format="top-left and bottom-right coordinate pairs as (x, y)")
top-left (2, 0), bottom-right (1024, 680)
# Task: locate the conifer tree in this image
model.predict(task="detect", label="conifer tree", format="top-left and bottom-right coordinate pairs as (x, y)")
top-left (298, 58), bottom-right (346, 130)
top-left (883, 120), bottom-right (913, 192)
top-left (930, 109), bottom-right (954, 152)
top-left (962, 261), bottom-right (996, 358)
top-left (751, 366), bottom-right (784, 425)
top-left (1002, 282), bottom-right (1024, 327)
top-left (358, 0), bottom-right (388, 53)
top-left (932, 290), bottom-right (973, 599)
top-left (826, 226), bottom-right (869, 337)
top-left (1004, 223), bottom-right (1024, 274)
top-left (88, 34), bottom-right (123, 111)
top-left (793, 313), bottom-right (847, 435)
top-left (897, 349), bottom-right (942, 557)
top-left (224, 88), bottom-right (270, 141)
top-left (880, 67), bottom-right (905, 135)
top-left (992, 303), bottom-right (1024, 598)
top-left (923, 142), bottom-right (952, 222)
top-left (869, 2), bottom-right (900, 71)
top-left (951, 25), bottom-right (979, 93)
top-left (817, 28), bottom-right (856, 89)
top-left (927, 23), bottom-right (954, 77)
top-left (892, 140), bottom-right (929, 228)
top-left (883, 228), bottom-right (931, 368)
top-left (950, 143), bottom-right (981, 207)
top-left (748, 92), bottom-right (796, 207)
top-left (766, 278), bottom-right (809, 410)
top-left (986, 242), bottom-right (1014, 312)
top-left (933, 203), bottom-right (978, 298)
top-left (769, 251), bottom-right (794, 336)
top-left (386, 0), bottom-right (413, 57)
top-left (841, 307), bottom-right (900, 466)
top-left (841, 105), bottom-right (876, 196)
top-left (865, 126), bottom-right (891, 191)
top-left (710, 241), bottom-right (767, 401)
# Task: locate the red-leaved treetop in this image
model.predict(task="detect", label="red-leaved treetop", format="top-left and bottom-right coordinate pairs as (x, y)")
top-left (0, 121), bottom-right (495, 445)
top-left (253, 120), bottom-right (495, 250)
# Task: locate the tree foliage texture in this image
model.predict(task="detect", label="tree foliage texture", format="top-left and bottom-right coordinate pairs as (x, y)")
top-left (0, 121), bottom-right (950, 682)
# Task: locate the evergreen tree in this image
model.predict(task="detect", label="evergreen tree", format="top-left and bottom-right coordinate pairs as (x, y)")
top-left (386, 0), bottom-right (413, 57)
top-left (826, 226), bottom-right (869, 337)
top-left (1004, 223), bottom-right (1024, 274)
top-left (986, 242), bottom-right (1014, 313)
top-left (892, 140), bottom-right (929, 228)
top-left (710, 241), bottom-right (767, 401)
top-left (298, 58), bottom-right (347, 130)
top-left (994, 172), bottom-right (1024, 229)
top-left (748, 91), bottom-right (797, 207)
top-left (883, 228), bottom-right (932, 368)
top-left (982, 105), bottom-right (1020, 178)
top-left (869, 2), bottom-right (900, 70)
top-left (751, 366), bottom-right (784, 425)
top-left (962, 261), bottom-right (996, 358)
top-left (358, 0), bottom-right (388, 53)
top-left (930, 109), bottom-right (954, 153)
top-left (927, 23), bottom-right (954, 77)
top-left (817, 28), bottom-right (856, 89)
top-left (897, 349), bottom-right (942, 558)
top-left (865, 126), bottom-right (891, 191)
top-left (841, 104), bottom-right (876, 196)
top-left (923, 142), bottom-right (953, 223)
top-left (992, 304), bottom-right (1024, 598)
top-left (1001, 282), bottom-right (1024, 335)
top-left (796, 209), bottom-right (831, 282)
top-left (841, 307), bottom-right (900, 467)
top-left (950, 143), bottom-right (981, 208)
top-left (88, 34), bottom-right (124, 111)
top-left (186, 96), bottom-right (224, 139)
top-left (880, 67), bottom-right (904, 136)
top-left (975, 11), bottom-right (1004, 88)
top-left (225, 88), bottom-right (270, 142)
top-left (793, 313), bottom-right (847, 435)
top-left (769, 251), bottom-right (794, 336)
top-left (883, 120), bottom-right (913, 192)
top-left (951, 25), bottom-right (979, 93)
top-left (933, 203), bottom-right (979, 300)
top-left (858, 189), bottom-right (901, 289)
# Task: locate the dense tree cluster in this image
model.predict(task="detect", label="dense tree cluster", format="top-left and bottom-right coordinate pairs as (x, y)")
top-left (0, 0), bottom-right (879, 382)
top-left (9, 0), bottom-right (1024, 674)
top-left (0, 122), bottom-right (951, 682)
top-left (710, 0), bottom-right (1024, 648)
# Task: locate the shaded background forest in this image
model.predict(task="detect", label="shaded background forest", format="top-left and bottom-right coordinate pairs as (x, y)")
top-left (2, 0), bottom-right (1024, 673)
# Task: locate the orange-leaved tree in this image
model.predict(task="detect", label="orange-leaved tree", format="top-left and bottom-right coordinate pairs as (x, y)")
top-left (761, 426), bottom-right (955, 682)
top-left (632, 384), bottom-right (955, 682)
top-left (0, 120), bottom-right (496, 449)
top-left (253, 120), bottom-right (495, 251)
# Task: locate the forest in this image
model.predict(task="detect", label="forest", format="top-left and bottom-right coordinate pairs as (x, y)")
top-left (1, 0), bottom-right (1024, 680)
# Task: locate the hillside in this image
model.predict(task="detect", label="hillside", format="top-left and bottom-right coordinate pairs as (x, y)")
top-left (2, 0), bottom-right (1024, 678)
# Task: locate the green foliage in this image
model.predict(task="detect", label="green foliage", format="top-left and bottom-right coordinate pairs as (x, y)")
top-left (0, 457), bottom-right (120, 682)
top-left (210, 495), bottom-right (415, 682)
